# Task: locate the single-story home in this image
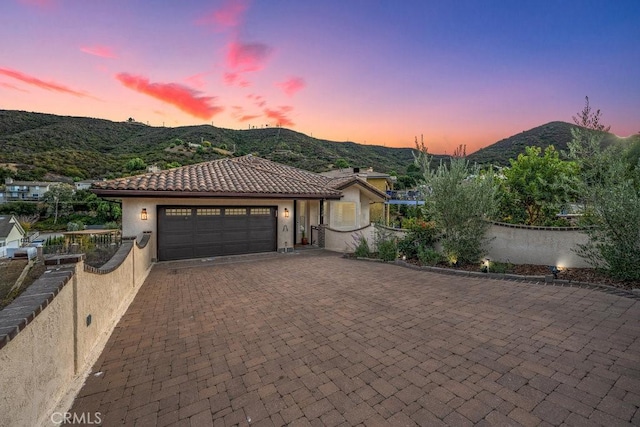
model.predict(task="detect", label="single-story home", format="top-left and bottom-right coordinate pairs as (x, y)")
top-left (0, 215), bottom-right (26, 258)
top-left (92, 155), bottom-right (387, 261)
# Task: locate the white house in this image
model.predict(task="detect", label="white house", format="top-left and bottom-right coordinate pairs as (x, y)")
top-left (92, 155), bottom-right (387, 261)
top-left (0, 215), bottom-right (26, 258)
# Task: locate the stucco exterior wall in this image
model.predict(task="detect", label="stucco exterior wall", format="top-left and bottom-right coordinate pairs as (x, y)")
top-left (0, 278), bottom-right (75, 427)
top-left (121, 198), bottom-right (296, 257)
top-left (0, 234), bottom-right (153, 427)
top-left (324, 224), bottom-right (376, 253)
top-left (484, 223), bottom-right (590, 268)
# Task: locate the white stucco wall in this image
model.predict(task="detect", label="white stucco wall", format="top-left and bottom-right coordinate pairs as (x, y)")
top-left (121, 198), bottom-right (296, 258)
top-left (0, 236), bottom-right (154, 427)
top-left (0, 279), bottom-right (75, 427)
top-left (484, 223), bottom-right (591, 268)
top-left (324, 224), bottom-right (376, 253)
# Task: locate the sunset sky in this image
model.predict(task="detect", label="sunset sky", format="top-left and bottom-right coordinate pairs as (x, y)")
top-left (1, 0), bottom-right (638, 153)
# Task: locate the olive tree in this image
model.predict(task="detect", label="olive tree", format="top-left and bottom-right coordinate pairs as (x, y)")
top-left (415, 142), bottom-right (498, 265)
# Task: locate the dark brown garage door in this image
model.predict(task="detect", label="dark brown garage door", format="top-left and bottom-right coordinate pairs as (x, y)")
top-left (158, 206), bottom-right (277, 261)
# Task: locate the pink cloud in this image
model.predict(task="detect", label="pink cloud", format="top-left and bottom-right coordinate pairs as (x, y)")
top-left (226, 41), bottom-right (272, 72)
top-left (80, 45), bottom-right (117, 59)
top-left (115, 73), bottom-right (223, 119)
top-left (223, 72), bottom-right (250, 87)
top-left (276, 77), bottom-right (306, 97)
top-left (0, 82), bottom-right (29, 92)
top-left (247, 93), bottom-right (266, 107)
top-left (264, 106), bottom-right (294, 127)
top-left (185, 72), bottom-right (208, 89)
top-left (0, 67), bottom-right (89, 97)
top-left (196, 0), bottom-right (248, 31)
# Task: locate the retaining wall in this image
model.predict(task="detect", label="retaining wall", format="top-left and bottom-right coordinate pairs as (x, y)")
top-left (0, 232), bottom-right (153, 427)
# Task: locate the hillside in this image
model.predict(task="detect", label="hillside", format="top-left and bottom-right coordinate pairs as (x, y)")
top-left (0, 110), bottom-right (424, 180)
top-left (466, 121), bottom-right (630, 166)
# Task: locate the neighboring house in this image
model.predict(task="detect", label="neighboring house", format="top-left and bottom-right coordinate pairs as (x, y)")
top-left (2, 178), bottom-right (57, 202)
top-left (75, 180), bottom-right (97, 191)
top-left (92, 155), bottom-right (387, 261)
top-left (320, 167), bottom-right (396, 223)
top-left (0, 215), bottom-right (26, 258)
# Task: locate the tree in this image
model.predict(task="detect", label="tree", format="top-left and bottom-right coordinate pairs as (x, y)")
top-left (125, 157), bottom-right (147, 172)
top-left (576, 157), bottom-right (640, 280)
top-left (502, 146), bottom-right (580, 225)
top-left (334, 158), bottom-right (349, 169)
top-left (42, 183), bottom-right (74, 224)
top-left (415, 141), bottom-right (498, 265)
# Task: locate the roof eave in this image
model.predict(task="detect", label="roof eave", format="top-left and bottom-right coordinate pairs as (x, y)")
top-left (91, 189), bottom-right (342, 200)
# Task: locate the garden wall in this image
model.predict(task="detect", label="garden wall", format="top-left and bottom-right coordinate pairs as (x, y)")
top-left (323, 224), bottom-right (376, 253)
top-left (484, 222), bottom-right (591, 268)
top-left (0, 232), bottom-right (153, 427)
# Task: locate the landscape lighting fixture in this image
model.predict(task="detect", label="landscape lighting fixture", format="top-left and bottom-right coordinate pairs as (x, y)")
top-left (549, 265), bottom-right (560, 279)
top-left (283, 208), bottom-right (290, 218)
top-left (140, 208), bottom-right (148, 220)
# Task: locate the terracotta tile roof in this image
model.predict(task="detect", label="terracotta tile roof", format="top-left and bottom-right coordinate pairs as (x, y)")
top-left (92, 155), bottom-right (345, 199)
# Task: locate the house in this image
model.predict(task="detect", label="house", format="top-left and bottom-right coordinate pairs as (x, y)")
top-left (2, 178), bottom-right (57, 202)
top-left (0, 215), bottom-right (26, 258)
top-left (92, 155), bottom-right (387, 261)
top-left (74, 180), bottom-right (97, 191)
top-left (320, 167), bottom-right (396, 223)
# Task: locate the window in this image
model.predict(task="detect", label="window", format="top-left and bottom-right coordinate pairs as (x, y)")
top-left (250, 208), bottom-right (270, 215)
top-left (225, 208), bottom-right (247, 215)
top-left (197, 208), bottom-right (221, 216)
top-left (165, 208), bottom-right (191, 216)
top-left (333, 202), bottom-right (356, 228)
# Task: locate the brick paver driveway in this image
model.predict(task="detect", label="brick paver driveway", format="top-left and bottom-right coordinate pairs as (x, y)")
top-left (71, 250), bottom-right (640, 426)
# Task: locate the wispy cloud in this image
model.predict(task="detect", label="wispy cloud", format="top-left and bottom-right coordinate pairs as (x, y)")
top-left (0, 67), bottom-right (89, 97)
top-left (80, 45), bottom-right (117, 59)
top-left (264, 106), bottom-right (294, 126)
top-left (185, 72), bottom-right (208, 89)
top-left (0, 82), bottom-right (29, 92)
top-left (226, 41), bottom-right (272, 72)
top-left (231, 105), bottom-right (260, 122)
top-left (223, 72), bottom-right (250, 87)
top-left (247, 93), bottom-right (266, 108)
top-left (115, 73), bottom-right (223, 119)
top-left (196, 0), bottom-right (249, 31)
top-left (276, 77), bottom-right (306, 97)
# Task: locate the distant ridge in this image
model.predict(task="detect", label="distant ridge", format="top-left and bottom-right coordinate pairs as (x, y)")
top-left (467, 121), bottom-right (632, 166)
top-left (0, 110), bottom-right (423, 180)
top-left (1, 110), bottom-right (636, 180)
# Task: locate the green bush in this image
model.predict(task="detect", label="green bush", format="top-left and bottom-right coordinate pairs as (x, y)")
top-left (377, 239), bottom-right (397, 261)
top-left (353, 234), bottom-right (371, 258)
top-left (417, 246), bottom-right (442, 266)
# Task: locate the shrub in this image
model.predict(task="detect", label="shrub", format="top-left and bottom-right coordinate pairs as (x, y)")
top-left (67, 221), bottom-right (84, 231)
top-left (352, 234), bottom-right (371, 258)
top-left (417, 247), bottom-right (442, 266)
top-left (397, 218), bottom-right (438, 260)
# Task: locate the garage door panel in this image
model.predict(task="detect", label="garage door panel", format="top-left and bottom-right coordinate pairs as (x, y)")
top-left (158, 206), bottom-right (276, 261)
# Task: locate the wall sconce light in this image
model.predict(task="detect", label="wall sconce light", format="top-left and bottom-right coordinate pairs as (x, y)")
top-left (283, 208), bottom-right (289, 218)
top-left (141, 208), bottom-right (148, 220)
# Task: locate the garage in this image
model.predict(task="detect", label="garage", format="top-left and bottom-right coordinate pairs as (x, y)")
top-left (158, 206), bottom-right (277, 261)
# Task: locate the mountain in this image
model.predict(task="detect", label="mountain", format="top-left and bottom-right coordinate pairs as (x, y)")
top-left (0, 110), bottom-right (443, 181)
top-left (466, 121), bottom-right (633, 166)
top-left (1, 110), bottom-right (636, 181)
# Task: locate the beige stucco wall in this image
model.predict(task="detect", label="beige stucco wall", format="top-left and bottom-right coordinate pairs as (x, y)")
top-left (0, 279), bottom-right (75, 427)
top-left (0, 235), bottom-right (153, 427)
top-left (324, 224), bottom-right (376, 253)
top-left (327, 187), bottom-right (370, 231)
top-left (484, 223), bottom-right (591, 268)
top-left (121, 198), bottom-right (296, 257)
